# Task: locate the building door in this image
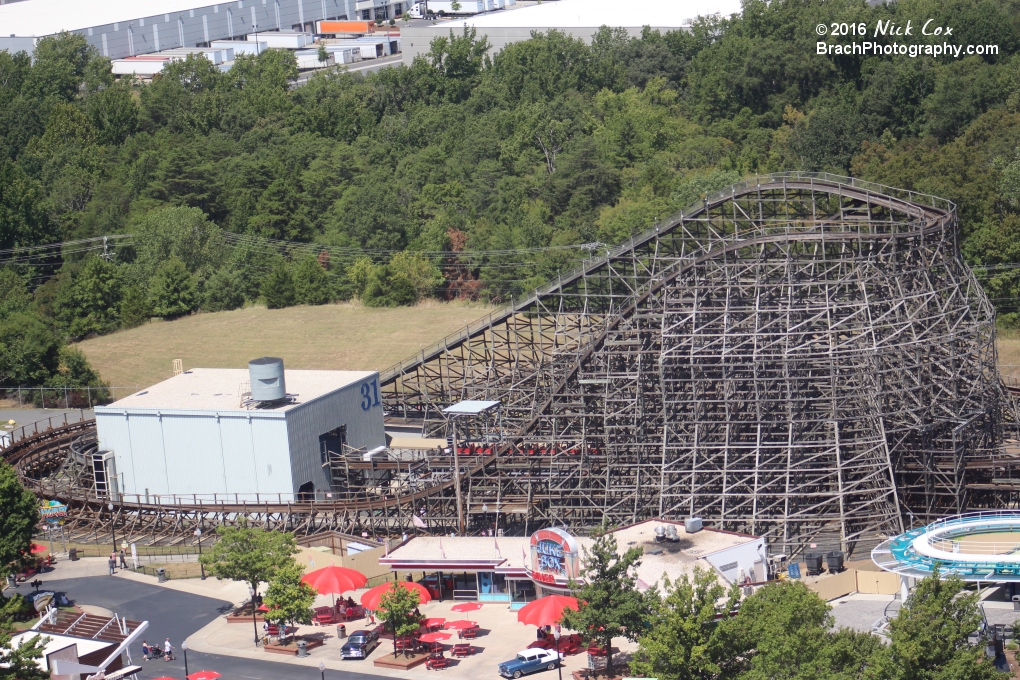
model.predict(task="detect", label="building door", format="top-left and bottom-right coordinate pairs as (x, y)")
top-left (319, 425), bottom-right (348, 493)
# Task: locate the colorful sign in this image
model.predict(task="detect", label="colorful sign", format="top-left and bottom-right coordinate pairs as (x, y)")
top-left (40, 501), bottom-right (68, 523)
top-left (528, 528), bottom-right (580, 587)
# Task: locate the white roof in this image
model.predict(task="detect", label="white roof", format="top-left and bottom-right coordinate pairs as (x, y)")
top-left (9, 632), bottom-right (113, 671)
top-left (445, 0), bottom-right (742, 29)
top-left (0, 0), bottom-right (232, 37)
top-left (96, 367), bottom-right (374, 412)
top-left (443, 400), bottom-right (500, 415)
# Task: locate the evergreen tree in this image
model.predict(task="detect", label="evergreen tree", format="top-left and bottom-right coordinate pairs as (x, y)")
top-left (262, 262), bottom-right (296, 309)
top-left (57, 255), bottom-right (122, 339)
top-left (203, 267), bottom-right (246, 312)
top-left (119, 285), bottom-right (152, 328)
top-left (149, 257), bottom-right (197, 319)
top-left (292, 256), bottom-right (332, 305)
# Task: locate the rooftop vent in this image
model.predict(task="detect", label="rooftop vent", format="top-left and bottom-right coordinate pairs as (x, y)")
top-left (654, 525), bottom-right (666, 541)
top-left (248, 357), bottom-right (286, 402)
top-left (665, 525), bottom-right (679, 542)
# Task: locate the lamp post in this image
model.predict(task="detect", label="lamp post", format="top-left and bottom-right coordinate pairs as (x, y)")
top-left (319, 661), bottom-right (326, 680)
top-left (554, 627), bottom-right (563, 680)
top-left (251, 586), bottom-right (260, 647)
top-left (195, 527), bottom-right (205, 580)
top-left (182, 640), bottom-right (189, 677)
top-left (108, 502), bottom-right (116, 558)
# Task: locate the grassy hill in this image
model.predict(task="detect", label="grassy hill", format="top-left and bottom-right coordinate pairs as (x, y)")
top-left (76, 301), bottom-right (495, 389)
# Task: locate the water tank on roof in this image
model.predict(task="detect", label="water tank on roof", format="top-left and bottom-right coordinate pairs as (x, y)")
top-left (249, 357), bottom-right (286, 401)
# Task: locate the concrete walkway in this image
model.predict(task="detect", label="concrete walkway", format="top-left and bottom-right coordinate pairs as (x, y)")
top-left (18, 554), bottom-right (634, 679)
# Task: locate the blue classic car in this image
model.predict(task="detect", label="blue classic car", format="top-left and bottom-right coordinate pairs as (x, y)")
top-left (498, 648), bottom-right (563, 678)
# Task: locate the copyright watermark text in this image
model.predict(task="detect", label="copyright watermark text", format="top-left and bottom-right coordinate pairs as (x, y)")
top-left (814, 20), bottom-right (998, 58)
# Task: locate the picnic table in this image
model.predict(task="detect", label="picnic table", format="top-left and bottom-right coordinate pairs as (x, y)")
top-left (426, 651), bottom-right (448, 670)
top-left (452, 643), bottom-right (475, 657)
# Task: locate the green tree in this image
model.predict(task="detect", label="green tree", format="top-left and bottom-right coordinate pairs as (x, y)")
top-left (347, 257), bottom-right (375, 299)
top-left (199, 520), bottom-right (299, 599)
top-left (149, 257), bottom-right (197, 319)
top-left (0, 312), bottom-right (62, 386)
top-left (560, 526), bottom-right (646, 675)
top-left (0, 462), bottom-right (38, 573)
top-left (292, 256), bottom-right (333, 305)
top-left (119, 285), bottom-right (152, 328)
top-left (203, 267), bottom-right (246, 312)
top-left (630, 566), bottom-right (738, 680)
top-left (0, 611), bottom-right (49, 680)
top-left (317, 43), bottom-right (330, 67)
top-left (869, 566), bottom-right (999, 680)
top-left (388, 251), bottom-right (442, 301)
top-left (374, 584), bottom-right (424, 657)
top-left (263, 563), bottom-right (316, 643)
top-left (262, 262), bottom-right (296, 309)
top-left (47, 346), bottom-right (107, 395)
top-left (57, 255), bottom-right (122, 339)
top-left (132, 206), bottom-right (225, 282)
top-left (363, 265), bottom-right (417, 307)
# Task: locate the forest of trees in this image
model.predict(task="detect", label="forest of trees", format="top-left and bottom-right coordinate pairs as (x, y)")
top-left (1, 0), bottom-right (1019, 387)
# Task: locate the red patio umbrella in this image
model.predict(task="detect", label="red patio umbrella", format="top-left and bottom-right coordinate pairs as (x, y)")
top-left (424, 617), bottom-right (446, 629)
top-left (30, 543), bottom-right (48, 554)
top-left (151, 677), bottom-right (181, 680)
top-left (186, 672), bottom-right (222, 680)
top-left (444, 620), bottom-right (477, 630)
top-left (517, 595), bottom-right (578, 627)
top-left (451, 601), bottom-right (482, 613)
top-left (419, 631), bottom-right (452, 650)
top-left (302, 566), bottom-right (368, 605)
top-left (361, 581), bottom-right (432, 611)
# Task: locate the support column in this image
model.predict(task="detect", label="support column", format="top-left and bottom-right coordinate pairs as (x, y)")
top-left (900, 575), bottom-right (910, 601)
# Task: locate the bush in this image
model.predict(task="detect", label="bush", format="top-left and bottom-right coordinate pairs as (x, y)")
top-left (149, 257), bottom-right (198, 319)
top-left (292, 257), bottom-right (333, 305)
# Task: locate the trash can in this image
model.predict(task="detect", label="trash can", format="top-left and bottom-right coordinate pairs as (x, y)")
top-left (337, 624), bottom-right (347, 639)
top-left (68, 548), bottom-right (78, 562)
top-left (156, 568), bottom-right (167, 583)
top-left (296, 640), bottom-right (308, 658)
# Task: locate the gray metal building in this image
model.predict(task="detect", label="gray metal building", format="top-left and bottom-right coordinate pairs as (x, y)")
top-left (0, 0), bottom-right (409, 60)
top-left (94, 366), bottom-right (386, 501)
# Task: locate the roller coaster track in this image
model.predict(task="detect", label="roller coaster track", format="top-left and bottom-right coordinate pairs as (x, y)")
top-left (6, 172), bottom-right (1015, 552)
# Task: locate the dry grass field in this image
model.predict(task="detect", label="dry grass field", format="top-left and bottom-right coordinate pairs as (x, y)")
top-left (76, 301), bottom-right (495, 389)
top-left (999, 329), bottom-right (1020, 379)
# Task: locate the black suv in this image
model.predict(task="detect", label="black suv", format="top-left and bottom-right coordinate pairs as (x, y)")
top-left (341, 629), bottom-right (380, 660)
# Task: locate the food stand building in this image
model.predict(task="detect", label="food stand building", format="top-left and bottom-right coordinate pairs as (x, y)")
top-left (381, 519), bottom-right (766, 606)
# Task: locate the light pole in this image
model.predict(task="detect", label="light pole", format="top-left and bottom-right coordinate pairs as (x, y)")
top-left (108, 502), bottom-right (116, 559)
top-left (182, 640), bottom-right (189, 677)
top-left (251, 586), bottom-right (260, 647)
top-left (195, 527), bottom-right (205, 580)
top-left (319, 661), bottom-right (326, 680)
top-left (554, 627), bottom-right (563, 680)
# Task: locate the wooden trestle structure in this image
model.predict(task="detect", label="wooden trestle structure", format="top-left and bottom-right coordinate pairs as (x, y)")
top-left (7, 172), bottom-right (1020, 556)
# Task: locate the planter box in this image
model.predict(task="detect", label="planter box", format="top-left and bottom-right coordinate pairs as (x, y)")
top-left (263, 638), bottom-right (325, 656)
top-left (374, 652), bottom-right (429, 670)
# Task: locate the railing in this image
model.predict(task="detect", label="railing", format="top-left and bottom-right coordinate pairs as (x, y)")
top-left (0, 385), bottom-right (141, 411)
top-left (4, 411), bottom-right (90, 445)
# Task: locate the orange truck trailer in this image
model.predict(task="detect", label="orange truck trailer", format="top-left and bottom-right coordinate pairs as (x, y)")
top-left (317, 20), bottom-right (375, 34)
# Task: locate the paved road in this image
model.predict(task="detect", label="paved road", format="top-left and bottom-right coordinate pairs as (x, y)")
top-left (292, 55), bottom-right (403, 87)
top-left (10, 576), bottom-right (381, 680)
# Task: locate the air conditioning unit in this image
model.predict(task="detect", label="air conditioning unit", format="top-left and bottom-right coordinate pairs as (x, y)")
top-left (685, 517), bottom-right (703, 533)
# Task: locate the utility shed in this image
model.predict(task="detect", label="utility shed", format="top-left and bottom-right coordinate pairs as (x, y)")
top-left (94, 367), bottom-right (385, 501)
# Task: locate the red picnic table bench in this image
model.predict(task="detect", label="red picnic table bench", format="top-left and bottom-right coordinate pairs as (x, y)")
top-left (452, 644), bottom-right (475, 657)
top-left (426, 653), bottom-right (448, 670)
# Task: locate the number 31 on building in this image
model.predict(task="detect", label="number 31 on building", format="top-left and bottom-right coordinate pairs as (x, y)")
top-left (360, 379), bottom-right (381, 411)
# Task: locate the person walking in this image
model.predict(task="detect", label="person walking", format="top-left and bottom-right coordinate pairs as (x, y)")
top-left (119, 548), bottom-right (127, 569)
top-left (108, 553), bottom-right (116, 575)
top-left (163, 638), bottom-right (175, 661)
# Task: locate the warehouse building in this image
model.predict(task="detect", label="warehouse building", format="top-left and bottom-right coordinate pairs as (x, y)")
top-left (0, 0), bottom-right (410, 60)
top-left (400, 0), bottom-right (742, 64)
top-left (93, 358), bottom-right (386, 501)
